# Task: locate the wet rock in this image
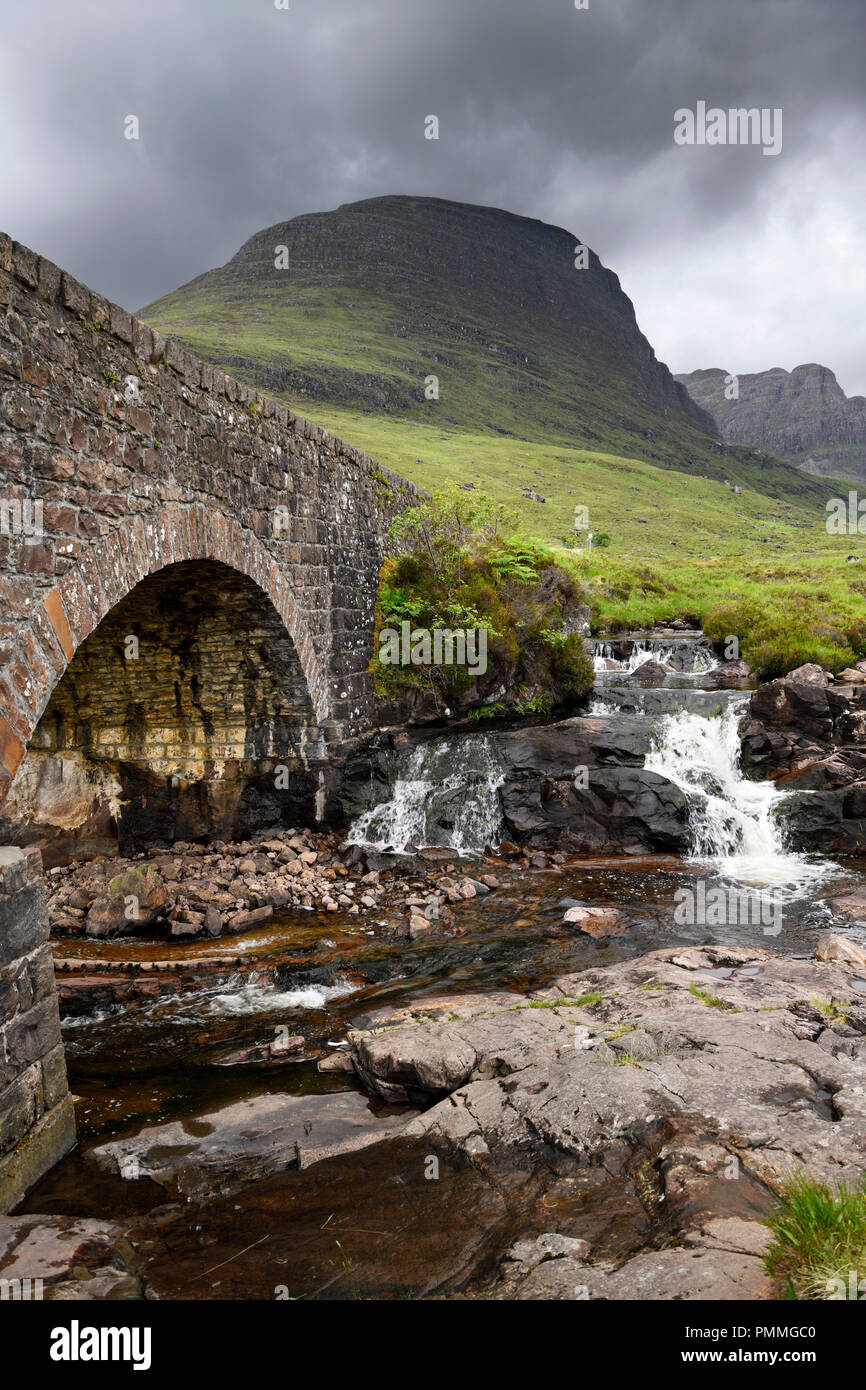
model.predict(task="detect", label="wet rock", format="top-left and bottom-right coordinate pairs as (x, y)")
top-left (742, 662), bottom-right (858, 784)
top-left (715, 658), bottom-right (751, 688)
top-left (351, 1021), bottom-right (481, 1103)
top-left (0, 1215), bottom-right (141, 1300)
top-left (225, 905), bottom-right (273, 932)
top-left (90, 1090), bottom-right (417, 1195)
top-left (814, 932), bottom-right (866, 967)
top-left (500, 765), bottom-right (689, 855)
top-left (347, 945), bottom-right (866, 1193)
top-left (169, 916), bottom-right (203, 939)
top-left (625, 659), bottom-right (671, 686)
top-left (318, 1050), bottom-right (355, 1074)
top-left (86, 864), bottom-right (168, 937)
top-left (562, 905), bottom-right (625, 937)
top-left (750, 663), bottom-right (833, 732)
top-left (216, 1034), bottom-right (305, 1066)
top-left (496, 714), bottom-right (652, 778)
top-left (777, 784), bottom-right (866, 855)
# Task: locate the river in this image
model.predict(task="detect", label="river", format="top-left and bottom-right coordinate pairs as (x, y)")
top-left (19, 634), bottom-right (866, 1298)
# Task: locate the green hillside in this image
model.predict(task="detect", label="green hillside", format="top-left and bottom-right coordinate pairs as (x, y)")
top-left (141, 195), bottom-right (866, 671)
top-left (142, 195), bottom-right (726, 471)
top-left (299, 410), bottom-right (866, 674)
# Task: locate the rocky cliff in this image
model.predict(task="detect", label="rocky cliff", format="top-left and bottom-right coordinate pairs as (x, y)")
top-left (677, 363), bottom-right (866, 482)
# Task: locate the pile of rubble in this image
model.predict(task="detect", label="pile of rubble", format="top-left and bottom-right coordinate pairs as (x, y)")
top-left (44, 827), bottom-right (508, 942)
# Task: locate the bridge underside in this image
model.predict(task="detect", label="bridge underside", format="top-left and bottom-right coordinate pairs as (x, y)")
top-left (1, 561), bottom-right (328, 857)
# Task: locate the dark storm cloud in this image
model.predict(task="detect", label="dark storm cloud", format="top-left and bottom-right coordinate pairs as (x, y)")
top-left (1, 0), bottom-right (864, 390)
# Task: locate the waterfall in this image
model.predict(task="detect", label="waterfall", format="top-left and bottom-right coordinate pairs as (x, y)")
top-left (348, 734), bottom-right (504, 856)
top-left (645, 702), bottom-right (830, 895)
top-left (592, 639), bottom-right (717, 675)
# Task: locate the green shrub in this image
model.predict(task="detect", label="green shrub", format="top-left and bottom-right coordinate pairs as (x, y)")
top-left (704, 596), bottom-right (858, 678)
top-left (373, 483), bottom-right (593, 707)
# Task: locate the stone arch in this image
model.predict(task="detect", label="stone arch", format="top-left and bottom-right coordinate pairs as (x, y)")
top-left (0, 504), bottom-right (331, 803)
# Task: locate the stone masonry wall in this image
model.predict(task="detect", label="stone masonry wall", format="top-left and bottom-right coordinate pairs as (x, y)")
top-left (0, 230), bottom-right (420, 810)
top-left (0, 846), bottom-right (74, 1211)
top-left (0, 230), bottom-right (420, 1201)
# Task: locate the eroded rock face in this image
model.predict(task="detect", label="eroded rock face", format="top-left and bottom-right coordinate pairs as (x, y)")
top-left (500, 765), bottom-right (689, 855)
top-left (337, 714), bottom-right (691, 854)
top-left (345, 943), bottom-right (866, 1298)
top-left (743, 664), bottom-right (866, 852)
top-left (676, 363), bottom-right (866, 483)
top-left (495, 1218), bottom-right (772, 1301)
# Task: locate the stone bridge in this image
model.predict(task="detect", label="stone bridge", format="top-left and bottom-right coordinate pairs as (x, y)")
top-left (0, 231), bottom-right (417, 1209)
top-left (0, 231), bottom-right (418, 850)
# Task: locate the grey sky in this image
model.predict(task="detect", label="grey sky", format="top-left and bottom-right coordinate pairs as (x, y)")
top-left (1, 0), bottom-right (864, 393)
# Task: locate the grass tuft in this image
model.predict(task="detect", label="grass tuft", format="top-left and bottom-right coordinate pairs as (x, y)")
top-left (764, 1173), bottom-right (866, 1300)
top-left (689, 983), bottom-right (738, 1011)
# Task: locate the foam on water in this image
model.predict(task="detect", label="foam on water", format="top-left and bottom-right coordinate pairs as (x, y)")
top-left (592, 639), bottom-right (718, 675)
top-left (645, 701), bottom-right (832, 897)
top-left (203, 976), bottom-right (355, 1016)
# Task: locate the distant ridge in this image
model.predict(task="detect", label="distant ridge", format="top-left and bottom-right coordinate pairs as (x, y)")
top-left (677, 363), bottom-right (866, 483)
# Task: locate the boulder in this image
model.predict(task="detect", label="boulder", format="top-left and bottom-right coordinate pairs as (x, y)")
top-left (500, 765), bottom-right (689, 854)
top-left (777, 783), bottom-right (866, 854)
top-left (225, 905), bottom-right (273, 932)
top-left (749, 663), bottom-right (835, 741)
top-left (715, 658), bottom-right (751, 688)
top-left (814, 933), bottom-right (866, 968)
top-left (625, 659), bottom-right (671, 686)
top-left (86, 864), bottom-right (168, 937)
top-left (563, 905), bottom-right (625, 937)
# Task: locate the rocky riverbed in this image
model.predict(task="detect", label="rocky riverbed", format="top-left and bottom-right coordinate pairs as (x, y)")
top-left (6, 932), bottom-right (866, 1300)
top-left (45, 826), bottom-right (515, 945)
top-left (7, 641), bottom-right (866, 1301)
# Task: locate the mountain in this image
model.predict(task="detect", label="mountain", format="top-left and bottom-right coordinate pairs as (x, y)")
top-left (142, 195), bottom-right (723, 473)
top-left (676, 364), bottom-right (866, 483)
top-left (138, 194), bottom-right (863, 677)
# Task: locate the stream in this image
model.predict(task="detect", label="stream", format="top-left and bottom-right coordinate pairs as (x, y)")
top-left (20, 633), bottom-right (866, 1299)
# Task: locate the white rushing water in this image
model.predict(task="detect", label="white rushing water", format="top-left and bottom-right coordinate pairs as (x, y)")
top-left (593, 640), bottom-right (717, 675)
top-left (204, 976), bottom-right (356, 1015)
top-left (348, 734), bottom-right (504, 856)
top-left (645, 701), bottom-right (830, 896)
